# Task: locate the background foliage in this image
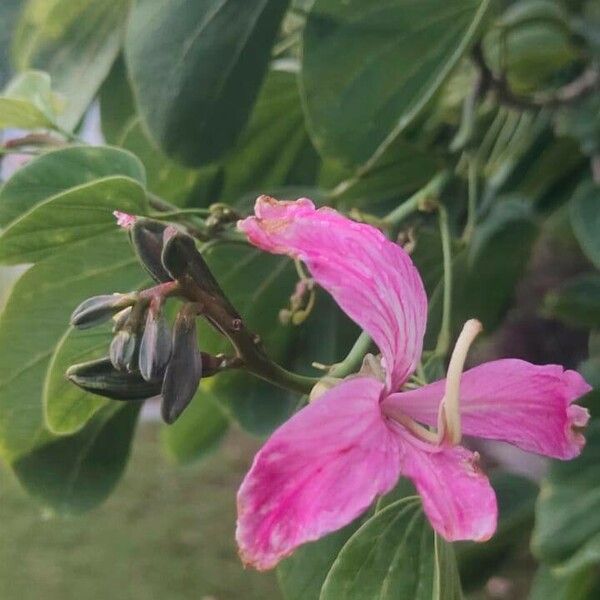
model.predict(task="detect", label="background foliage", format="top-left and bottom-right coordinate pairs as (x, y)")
top-left (0, 0), bottom-right (599, 598)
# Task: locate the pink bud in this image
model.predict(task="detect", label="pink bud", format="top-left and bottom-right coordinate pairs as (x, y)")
top-left (113, 210), bottom-right (137, 230)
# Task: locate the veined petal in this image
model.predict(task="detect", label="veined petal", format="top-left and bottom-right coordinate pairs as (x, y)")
top-left (384, 359), bottom-right (591, 460)
top-left (397, 432), bottom-right (497, 542)
top-left (236, 377), bottom-right (400, 570)
top-left (238, 196), bottom-right (427, 389)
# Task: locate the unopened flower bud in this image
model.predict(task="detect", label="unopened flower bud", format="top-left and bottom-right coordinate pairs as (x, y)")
top-left (138, 301), bottom-right (172, 381)
top-left (161, 305), bottom-right (202, 424)
top-left (66, 357), bottom-right (162, 400)
top-left (70, 293), bottom-right (134, 329)
top-left (130, 219), bottom-right (172, 283)
top-left (109, 329), bottom-right (137, 371)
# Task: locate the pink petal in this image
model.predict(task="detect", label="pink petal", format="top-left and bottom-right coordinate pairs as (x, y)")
top-left (238, 196), bottom-right (427, 389)
top-left (397, 431), bottom-right (497, 542)
top-left (236, 376), bottom-right (400, 570)
top-left (384, 359), bottom-right (591, 460)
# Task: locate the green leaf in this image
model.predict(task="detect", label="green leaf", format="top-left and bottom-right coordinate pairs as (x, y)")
top-left (0, 232), bottom-right (144, 461)
top-left (0, 176), bottom-right (147, 265)
top-left (545, 274), bottom-right (600, 329)
top-left (161, 387), bottom-right (229, 465)
top-left (0, 0), bottom-right (22, 87)
top-left (125, 0), bottom-right (291, 166)
top-left (0, 145), bottom-right (146, 227)
top-left (119, 119), bottom-right (206, 206)
top-left (0, 70), bottom-right (57, 129)
top-left (570, 179), bottom-right (600, 269)
top-left (532, 420), bottom-right (600, 572)
top-left (220, 67), bottom-right (319, 202)
top-left (278, 517), bottom-right (366, 600)
top-left (330, 136), bottom-right (442, 212)
top-left (320, 498), bottom-right (463, 600)
top-left (300, 0), bottom-right (492, 167)
top-left (44, 327), bottom-right (110, 435)
top-left (12, 403), bottom-right (140, 515)
top-left (529, 566), bottom-right (600, 600)
top-left (12, 0), bottom-right (129, 129)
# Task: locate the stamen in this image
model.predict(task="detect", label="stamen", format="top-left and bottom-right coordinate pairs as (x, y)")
top-left (438, 319), bottom-right (482, 445)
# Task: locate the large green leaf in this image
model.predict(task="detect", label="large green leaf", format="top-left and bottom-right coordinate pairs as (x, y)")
top-left (278, 517), bottom-right (366, 600)
top-left (12, 403), bottom-right (139, 515)
top-left (0, 232), bottom-right (143, 461)
top-left (0, 70), bottom-right (57, 129)
top-left (44, 327), bottom-right (110, 436)
top-left (0, 145), bottom-right (146, 227)
top-left (320, 498), bottom-right (462, 599)
top-left (125, 0), bottom-right (291, 166)
top-left (570, 179), bottom-right (600, 270)
top-left (0, 176), bottom-right (147, 265)
top-left (300, 0), bottom-right (492, 168)
top-left (220, 67), bottom-right (319, 202)
top-left (532, 420), bottom-right (600, 573)
top-left (161, 386), bottom-right (229, 465)
top-left (12, 0), bottom-right (129, 129)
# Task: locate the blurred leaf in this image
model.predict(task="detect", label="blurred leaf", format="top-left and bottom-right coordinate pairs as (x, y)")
top-left (12, 403), bottom-right (139, 515)
top-left (0, 145), bottom-right (145, 227)
top-left (331, 136), bottom-right (442, 211)
top-left (0, 0), bottom-right (22, 87)
top-left (119, 119), bottom-right (208, 206)
top-left (0, 232), bottom-right (143, 461)
top-left (0, 176), bottom-right (147, 265)
top-left (320, 498), bottom-right (462, 599)
top-left (0, 70), bottom-right (56, 129)
top-left (457, 473), bottom-right (537, 592)
top-left (12, 0), bottom-right (129, 129)
top-left (529, 566), bottom-right (600, 600)
top-left (570, 179), bottom-right (600, 269)
top-left (44, 327), bottom-right (110, 435)
top-left (532, 420), bottom-right (600, 572)
top-left (301, 0), bottom-right (492, 167)
top-left (425, 199), bottom-right (538, 347)
top-left (161, 387), bottom-right (229, 465)
top-left (125, 0), bottom-right (290, 166)
top-left (278, 516), bottom-right (366, 600)
top-left (220, 67), bottom-right (319, 203)
top-left (98, 55), bottom-right (137, 145)
top-left (545, 274), bottom-right (600, 329)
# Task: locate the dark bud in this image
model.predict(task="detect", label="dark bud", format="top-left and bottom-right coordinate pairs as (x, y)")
top-left (66, 357), bottom-right (162, 401)
top-left (138, 301), bottom-right (172, 381)
top-left (109, 329), bottom-right (137, 371)
top-left (161, 229), bottom-right (225, 299)
top-left (70, 294), bottom-right (134, 329)
top-left (161, 305), bottom-right (202, 424)
top-left (131, 218), bottom-right (172, 283)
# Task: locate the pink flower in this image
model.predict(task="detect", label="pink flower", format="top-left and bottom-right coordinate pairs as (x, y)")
top-left (236, 196), bottom-right (591, 570)
top-left (113, 210), bottom-right (137, 230)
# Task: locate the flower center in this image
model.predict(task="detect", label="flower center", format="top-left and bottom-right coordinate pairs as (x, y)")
top-left (387, 319), bottom-right (482, 447)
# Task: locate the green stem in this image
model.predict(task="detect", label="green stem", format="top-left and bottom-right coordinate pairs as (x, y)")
top-left (329, 331), bottom-right (372, 378)
top-left (435, 204), bottom-right (453, 356)
top-left (384, 171), bottom-right (451, 228)
top-left (149, 208), bottom-right (211, 219)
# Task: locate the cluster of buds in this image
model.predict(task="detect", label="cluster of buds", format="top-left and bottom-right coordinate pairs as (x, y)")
top-left (67, 217), bottom-right (243, 424)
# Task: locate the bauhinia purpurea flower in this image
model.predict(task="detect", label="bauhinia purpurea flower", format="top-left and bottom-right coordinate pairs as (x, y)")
top-left (235, 195), bottom-right (591, 570)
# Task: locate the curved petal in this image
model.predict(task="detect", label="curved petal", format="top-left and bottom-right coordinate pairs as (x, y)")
top-left (397, 431), bottom-right (497, 542)
top-left (238, 196), bottom-right (427, 389)
top-left (384, 359), bottom-right (591, 459)
top-left (236, 376), bottom-right (400, 570)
